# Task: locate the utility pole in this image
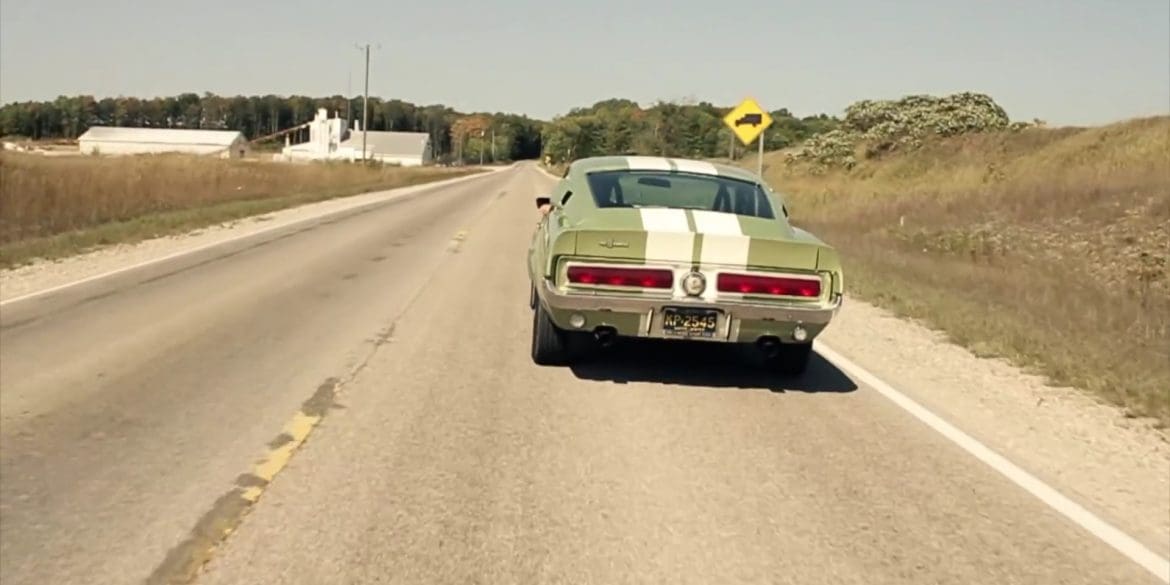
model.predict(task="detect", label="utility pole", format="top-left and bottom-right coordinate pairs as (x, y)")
top-left (360, 43), bottom-right (370, 162)
top-left (354, 43), bottom-right (380, 161)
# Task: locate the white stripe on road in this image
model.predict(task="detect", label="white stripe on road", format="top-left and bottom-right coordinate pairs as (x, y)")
top-left (815, 341), bottom-right (1170, 584)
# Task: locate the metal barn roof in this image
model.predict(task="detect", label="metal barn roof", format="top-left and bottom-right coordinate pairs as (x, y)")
top-left (341, 131), bottom-right (429, 157)
top-left (78, 127), bottom-right (245, 146)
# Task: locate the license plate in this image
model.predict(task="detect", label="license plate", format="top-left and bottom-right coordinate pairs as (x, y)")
top-left (661, 307), bottom-right (720, 338)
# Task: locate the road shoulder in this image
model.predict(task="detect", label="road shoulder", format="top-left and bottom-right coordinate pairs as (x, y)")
top-left (818, 299), bottom-right (1170, 559)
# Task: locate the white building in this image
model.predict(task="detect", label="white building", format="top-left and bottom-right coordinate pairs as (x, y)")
top-left (342, 130), bottom-right (432, 166)
top-left (78, 127), bottom-right (249, 158)
top-left (279, 109), bottom-right (432, 166)
top-left (279, 109), bottom-right (349, 161)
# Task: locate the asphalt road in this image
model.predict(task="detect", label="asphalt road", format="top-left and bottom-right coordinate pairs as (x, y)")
top-left (0, 163), bottom-right (1161, 585)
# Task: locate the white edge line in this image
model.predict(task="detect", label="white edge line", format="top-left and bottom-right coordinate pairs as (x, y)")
top-left (535, 160), bottom-right (1170, 581)
top-left (0, 167), bottom-right (507, 307)
top-left (815, 341), bottom-right (1170, 583)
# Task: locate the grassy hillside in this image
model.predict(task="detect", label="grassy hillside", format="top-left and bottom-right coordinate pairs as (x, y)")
top-left (0, 153), bottom-right (482, 267)
top-left (764, 116), bottom-right (1170, 426)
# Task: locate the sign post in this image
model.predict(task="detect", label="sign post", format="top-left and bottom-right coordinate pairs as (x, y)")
top-left (722, 97), bottom-right (774, 181)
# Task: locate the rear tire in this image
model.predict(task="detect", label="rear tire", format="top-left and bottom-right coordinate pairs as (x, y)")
top-left (531, 302), bottom-right (568, 365)
top-left (764, 342), bottom-right (812, 376)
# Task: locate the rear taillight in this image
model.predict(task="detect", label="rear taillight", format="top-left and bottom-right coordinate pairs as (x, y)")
top-left (567, 266), bottom-right (673, 289)
top-left (716, 273), bottom-right (821, 297)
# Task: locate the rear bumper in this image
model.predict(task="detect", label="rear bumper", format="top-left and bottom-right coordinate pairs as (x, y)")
top-left (537, 279), bottom-right (842, 343)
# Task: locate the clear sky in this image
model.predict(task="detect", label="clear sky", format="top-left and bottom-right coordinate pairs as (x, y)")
top-left (1, 0), bottom-right (1166, 126)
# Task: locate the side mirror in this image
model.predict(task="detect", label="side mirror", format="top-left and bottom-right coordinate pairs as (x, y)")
top-left (535, 195), bottom-right (551, 209)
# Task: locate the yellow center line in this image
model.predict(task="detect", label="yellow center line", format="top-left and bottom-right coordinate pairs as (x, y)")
top-left (239, 411), bottom-right (323, 503)
top-left (148, 379), bottom-right (339, 584)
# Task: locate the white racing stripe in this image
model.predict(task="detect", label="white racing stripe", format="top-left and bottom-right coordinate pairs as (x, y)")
top-left (691, 210), bottom-right (742, 236)
top-left (625, 156), bottom-right (673, 171)
top-left (639, 208), bottom-right (693, 297)
top-left (816, 342), bottom-right (1170, 584)
top-left (698, 235), bottom-right (750, 266)
top-left (670, 159), bottom-right (719, 176)
top-left (639, 208), bottom-right (693, 267)
top-left (639, 208), bottom-right (691, 233)
top-left (692, 210), bottom-right (749, 301)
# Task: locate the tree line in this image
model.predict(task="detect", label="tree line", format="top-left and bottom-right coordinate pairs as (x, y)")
top-left (0, 93), bottom-right (841, 164)
top-left (539, 98), bottom-right (840, 164)
top-left (0, 93), bottom-right (546, 162)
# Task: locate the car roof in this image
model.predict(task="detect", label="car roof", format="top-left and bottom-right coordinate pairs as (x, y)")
top-left (567, 155), bottom-right (762, 184)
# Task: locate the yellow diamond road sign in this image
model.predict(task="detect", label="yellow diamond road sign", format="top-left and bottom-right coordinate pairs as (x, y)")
top-left (723, 97), bottom-right (773, 146)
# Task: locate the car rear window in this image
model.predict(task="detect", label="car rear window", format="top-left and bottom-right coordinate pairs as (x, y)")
top-left (585, 170), bottom-right (776, 219)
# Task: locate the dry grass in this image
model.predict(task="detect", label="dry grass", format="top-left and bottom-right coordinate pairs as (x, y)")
top-left (763, 116), bottom-right (1170, 426)
top-left (0, 152), bottom-right (482, 267)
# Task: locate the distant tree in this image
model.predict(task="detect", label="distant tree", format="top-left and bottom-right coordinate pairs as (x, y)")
top-left (0, 92), bottom-right (839, 162)
top-left (534, 99), bottom-right (839, 163)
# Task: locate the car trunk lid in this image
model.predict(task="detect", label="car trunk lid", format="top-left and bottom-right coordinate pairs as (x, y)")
top-left (570, 208), bottom-right (822, 271)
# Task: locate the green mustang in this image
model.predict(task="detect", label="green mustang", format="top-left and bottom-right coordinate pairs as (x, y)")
top-left (527, 155), bottom-right (844, 375)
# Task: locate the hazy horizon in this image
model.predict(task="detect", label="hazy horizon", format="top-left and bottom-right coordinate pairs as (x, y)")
top-left (1, 0), bottom-right (1167, 126)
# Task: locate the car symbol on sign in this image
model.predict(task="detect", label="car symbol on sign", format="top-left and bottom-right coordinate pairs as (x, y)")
top-left (735, 113), bottom-right (763, 127)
